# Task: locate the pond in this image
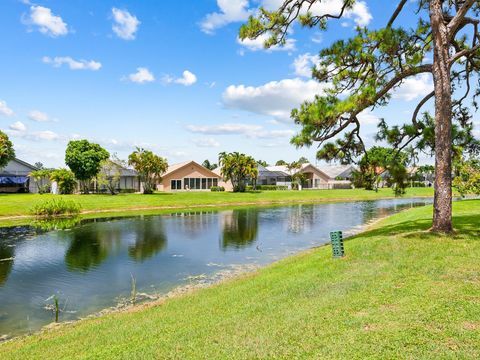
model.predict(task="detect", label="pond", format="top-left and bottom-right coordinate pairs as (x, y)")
top-left (0, 198), bottom-right (432, 337)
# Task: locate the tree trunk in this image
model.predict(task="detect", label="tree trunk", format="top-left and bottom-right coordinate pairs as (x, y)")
top-left (430, 1), bottom-right (453, 233)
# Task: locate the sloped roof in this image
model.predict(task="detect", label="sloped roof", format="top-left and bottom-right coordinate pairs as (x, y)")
top-left (258, 164), bottom-right (289, 177)
top-left (164, 161), bottom-right (220, 178)
top-left (266, 163), bottom-right (311, 176)
top-left (319, 165), bottom-right (356, 179)
top-left (101, 162), bottom-right (138, 177)
top-left (0, 158), bottom-right (38, 176)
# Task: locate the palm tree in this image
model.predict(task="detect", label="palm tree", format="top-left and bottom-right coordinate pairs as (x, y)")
top-left (219, 152), bottom-right (258, 192)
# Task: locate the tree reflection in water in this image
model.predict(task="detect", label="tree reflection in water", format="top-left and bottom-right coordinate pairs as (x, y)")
top-left (128, 217), bottom-right (167, 262)
top-left (221, 209), bottom-right (259, 250)
top-left (0, 242), bottom-right (14, 286)
top-left (65, 229), bottom-right (110, 272)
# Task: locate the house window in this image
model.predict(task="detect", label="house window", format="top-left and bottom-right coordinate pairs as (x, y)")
top-left (182, 177), bottom-right (219, 190)
top-left (171, 179), bottom-right (182, 190)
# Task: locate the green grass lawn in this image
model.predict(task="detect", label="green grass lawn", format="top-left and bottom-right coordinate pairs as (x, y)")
top-left (0, 187), bottom-right (434, 219)
top-left (1, 199), bottom-right (478, 359)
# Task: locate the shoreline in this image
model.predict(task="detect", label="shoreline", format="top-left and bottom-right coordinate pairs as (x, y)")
top-left (0, 203), bottom-right (419, 342)
top-left (0, 193), bottom-right (435, 228)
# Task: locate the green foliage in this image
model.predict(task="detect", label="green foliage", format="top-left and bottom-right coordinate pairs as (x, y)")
top-left (286, 161), bottom-right (307, 189)
top-left (50, 169), bottom-right (77, 194)
top-left (239, 1), bottom-right (480, 209)
top-left (31, 198), bottom-right (81, 217)
top-left (97, 157), bottom-right (123, 195)
top-left (275, 160), bottom-right (287, 166)
top-left (210, 186), bottom-right (225, 192)
top-left (65, 140), bottom-right (109, 193)
top-left (219, 152), bottom-right (258, 192)
top-left (29, 169), bottom-right (53, 194)
top-left (128, 148), bottom-right (168, 194)
top-left (257, 160), bottom-right (269, 167)
top-left (356, 147), bottom-right (409, 195)
top-left (202, 159), bottom-right (217, 170)
top-left (297, 156), bottom-right (309, 164)
top-left (453, 159), bottom-right (480, 197)
top-left (0, 130), bottom-right (15, 170)
top-left (32, 216), bottom-right (81, 231)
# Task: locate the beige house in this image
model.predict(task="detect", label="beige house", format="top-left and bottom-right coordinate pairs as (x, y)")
top-left (159, 161), bottom-right (229, 192)
top-left (266, 164), bottom-right (331, 189)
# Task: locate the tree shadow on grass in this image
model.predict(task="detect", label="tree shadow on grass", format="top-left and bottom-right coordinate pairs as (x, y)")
top-left (353, 214), bottom-right (480, 241)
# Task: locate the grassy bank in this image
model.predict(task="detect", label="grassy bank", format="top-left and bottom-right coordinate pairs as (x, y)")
top-left (0, 187), bottom-right (433, 219)
top-left (2, 199), bottom-right (479, 359)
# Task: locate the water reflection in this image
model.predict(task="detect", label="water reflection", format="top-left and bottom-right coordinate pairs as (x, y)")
top-left (0, 242), bottom-right (14, 286)
top-left (221, 209), bottom-right (259, 250)
top-left (32, 217), bottom-right (81, 231)
top-left (287, 205), bottom-right (315, 233)
top-left (65, 229), bottom-right (110, 272)
top-left (128, 217), bottom-right (167, 262)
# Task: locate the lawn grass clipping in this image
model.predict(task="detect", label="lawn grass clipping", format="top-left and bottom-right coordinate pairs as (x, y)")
top-left (1, 199), bottom-right (478, 359)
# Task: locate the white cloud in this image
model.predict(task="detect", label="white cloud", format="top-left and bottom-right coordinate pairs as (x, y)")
top-left (201, 0), bottom-right (371, 35)
top-left (222, 78), bottom-right (328, 121)
top-left (112, 8), bottom-right (140, 40)
top-left (186, 123), bottom-right (294, 139)
top-left (192, 137), bottom-right (221, 148)
top-left (238, 34), bottom-right (296, 52)
top-left (357, 110), bottom-right (380, 126)
top-left (28, 110), bottom-right (49, 122)
top-left (126, 67), bottom-right (155, 84)
top-left (0, 100), bottom-right (14, 117)
top-left (6, 124), bottom-right (60, 141)
top-left (10, 121), bottom-right (27, 132)
top-left (187, 123), bottom-right (261, 135)
top-left (164, 70), bottom-right (197, 86)
top-left (311, 32), bottom-right (323, 44)
top-left (393, 74), bottom-right (434, 101)
top-left (292, 53), bottom-right (320, 77)
top-left (25, 5), bottom-right (68, 37)
top-left (31, 130), bottom-right (60, 141)
top-left (42, 56), bottom-right (102, 71)
top-left (200, 0), bottom-right (251, 34)
top-left (261, 0), bottom-right (372, 26)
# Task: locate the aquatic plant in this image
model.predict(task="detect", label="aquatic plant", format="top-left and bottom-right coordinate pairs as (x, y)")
top-left (130, 274), bottom-right (137, 305)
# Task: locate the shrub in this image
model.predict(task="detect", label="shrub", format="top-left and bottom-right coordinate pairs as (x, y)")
top-left (210, 186), bottom-right (225, 192)
top-left (50, 169), bottom-right (77, 194)
top-left (31, 198), bottom-right (81, 217)
top-left (119, 189), bottom-right (137, 194)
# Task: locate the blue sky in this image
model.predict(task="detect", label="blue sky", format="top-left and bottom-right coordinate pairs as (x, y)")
top-left (0, 0), bottom-right (475, 167)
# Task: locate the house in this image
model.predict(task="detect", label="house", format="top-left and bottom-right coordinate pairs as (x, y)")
top-left (0, 158), bottom-right (38, 193)
top-left (266, 163), bottom-right (331, 189)
top-left (93, 163), bottom-right (141, 193)
top-left (257, 164), bottom-right (290, 186)
top-left (159, 161), bottom-right (228, 191)
top-left (320, 164), bottom-right (357, 181)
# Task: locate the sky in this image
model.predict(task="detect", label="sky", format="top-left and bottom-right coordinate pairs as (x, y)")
top-left (0, 0), bottom-right (478, 168)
